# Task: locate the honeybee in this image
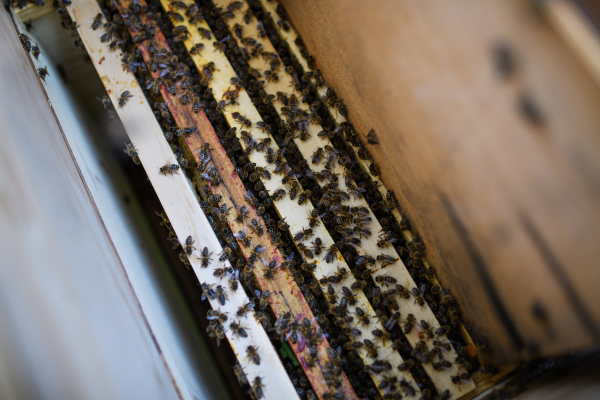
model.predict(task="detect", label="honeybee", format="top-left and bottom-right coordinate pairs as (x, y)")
top-left (297, 190), bottom-right (311, 205)
top-left (307, 209), bottom-right (325, 228)
top-left (206, 309), bottom-right (228, 323)
top-left (201, 283), bottom-right (216, 301)
top-left (229, 321), bottom-right (248, 338)
top-left (310, 237), bottom-right (325, 255)
top-left (183, 235), bottom-right (195, 256)
top-left (216, 285), bottom-right (228, 305)
top-left (377, 254), bottom-right (398, 268)
top-left (293, 227), bottom-right (313, 242)
top-left (219, 247), bottom-right (232, 262)
top-left (375, 275), bottom-right (397, 286)
top-left (251, 377), bottom-right (264, 399)
top-left (31, 45), bottom-right (40, 59)
top-left (116, 91), bottom-right (132, 107)
top-left (159, 163), bottom-right (180, 176)
top-left (123, 142), bottom-right (141, 165)
top-left (404, 314), bottom-right (416, 334)
top-left (91, 13), bottom-right (103, 30)
top-left (355, 307), bottom-right (372, 327)
top-left (363, 339), bottom-right (378, 358)
top-left (398, 359), bottom-right (415, 372)
top-left (246, 345), bottom-right (260, 365)
top-left (366, 128), bottom-right (378, 145)
top-left (37, 66), bottom-right (49, 81)
top-left (323, 244), bottom-right (338, 263)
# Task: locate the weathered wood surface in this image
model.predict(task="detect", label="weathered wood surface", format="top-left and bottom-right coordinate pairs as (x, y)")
top-left (65, 2), bottom-right (299, 399)
top-left (280, 0), bottom-right (600, 363)
top-left (0, 8), bottom-right (181, 400)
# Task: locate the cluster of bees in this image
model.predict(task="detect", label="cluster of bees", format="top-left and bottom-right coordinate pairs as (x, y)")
top-left (21, 0), bottom-right (483, 398)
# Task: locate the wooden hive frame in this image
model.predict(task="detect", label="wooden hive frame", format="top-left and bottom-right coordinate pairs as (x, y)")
top-left (207, 0), bottom-right (477, 397)
top-left (110, 0), bottom-right (356, 398)
top-left (5, 0), bottom-right (531, 398)
top-left (55, 1), bottom-right (300, 399)
top-left (255, 0), bottom-right (485, 360)
top-left (154, 0), bottom-right (422, 397)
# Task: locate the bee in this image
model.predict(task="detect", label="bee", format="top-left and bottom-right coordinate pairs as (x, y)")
top-left (293, 227), bottom-right (313, 242)
top-left (68, 21), bottom-right (79, 37)
top-left (297, 190), bottom-right (311, 205)
top-left (178, 252), bottom-right (191, 268)
top-left (206, 309), bottom-right (228, 324)
top-left (232, 362), bottom-right (248, 386)
top-left (398, 359), bottom-right (415, 372)
top-left (351, 280), bottom-right (366, 291)
top-left (412, 287), bottom-right (426, 307)
top-left (363, 339), bottom-right (378, 358)
top-left (307, 209), bottom-right (324, 228)
top-left (159, 163), bottom-right (180, 176)
top-left (256, 20), bottom-right (266, 37)
top-left (372, 329), bottom-right (391, 343)
top-left (311, 147), bottom-right (324, 164)
top-left (237, 301), bottom-right (255, 318)
top-left (183, 235), bottom-right (196, 256)
top-left (230, 321), bottom-right (248, 338)
top-left (189, 43), bottom-right (204, 56)
top-left (377, 234), bottom-right (396, 248)
top-left (271, 188), bottom-right (286, 202)
top-left (368, 162), bottom-right (380, 177)
top-left (355, 307), bottom-right (372, 326)
top-left (395, 284), bottom-right (411, 299)
top-left (277, 218), bottom-right (290, 231)
top-left (257, 289), bottom-right (271, 308)
top-left (340, 286), bottom-right (357, 305)
top-left (419, 320), bottom-right (435, 340)
top-left (404, 314), bottom-right (416, 334)
top-left (251, 377), bottom-right (264, 399)
top-left (235, 206), bottom-right (249, 222)
top-left (219, 247), bottom-right (232, 261)
top-left (323, 244), bottom-right (338, 263)
top-left (201, 283), bottom-right (216, 301)
top-left (91, 13), bottom-right (103, 30)
top-left (118, 91), bottom-right (133, 107)
top-left (37, 66), bottom-right (49, 81)
top-left (19, 33), bottom-right (32, 52)
top-left (296, 243), bottom-right (313, 259)
top-left (366, 128), bottom-right (378, 145)
top-left (375, 275), bottom-right (397, 286)
top-left (31, 45), bottom-right (40, 59)
top-left (123, 142), bottom-right (140, 165)
top-left (433, 360), bottom-right (453, 371)
top-left (310, 237), bottom-right (325, 255)
top-left (377, 254), bottom-right (398, 268)
top-left (199, 247), bottom-right (212, 268)
top-left (215, 285), bottom-right (228, 306)
top-left (248, 218), bottom-right (264, 236)
top-left (246, 345), bottom-right (260, 365)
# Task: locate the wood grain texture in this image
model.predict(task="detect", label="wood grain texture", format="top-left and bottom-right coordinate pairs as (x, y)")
top-left (280, 0), bottom-right (600, 363)
top-left (0, 8), bottom-right (180, 400)
top-left (64, 2), bottom-right (299, 399)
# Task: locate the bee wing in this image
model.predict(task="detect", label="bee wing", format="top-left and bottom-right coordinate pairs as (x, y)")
top-left (255, 245), bottom-right (266, 254)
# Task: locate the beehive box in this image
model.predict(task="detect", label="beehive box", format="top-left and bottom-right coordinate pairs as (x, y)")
top-left (1, 1), bottom-right (599, 400)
